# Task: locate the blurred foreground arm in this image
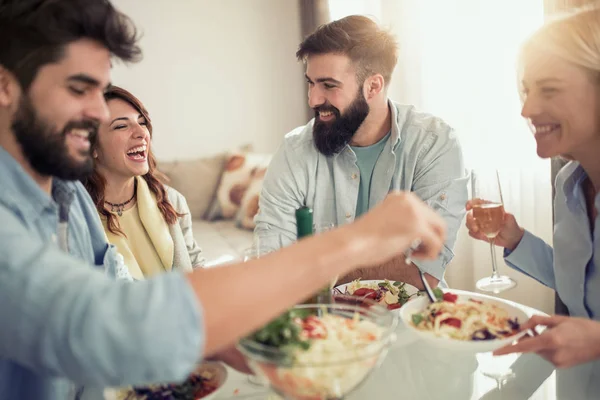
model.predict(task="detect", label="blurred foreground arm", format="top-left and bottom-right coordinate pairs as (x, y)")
top-left (190, 191), bottom-right (446, 355)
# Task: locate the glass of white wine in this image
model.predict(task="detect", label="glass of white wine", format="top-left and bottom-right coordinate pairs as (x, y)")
top-left (471, 169), bottom-right (517, 293)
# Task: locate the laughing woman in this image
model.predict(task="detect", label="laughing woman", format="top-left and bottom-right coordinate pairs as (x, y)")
top-left (83, 86), bottom-right (204, 279)
top-left (465, 3), bottom-right (600, 383)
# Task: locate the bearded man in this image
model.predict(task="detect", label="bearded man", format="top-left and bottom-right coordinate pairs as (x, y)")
top-left (255, 15), bottom-right (468, 289)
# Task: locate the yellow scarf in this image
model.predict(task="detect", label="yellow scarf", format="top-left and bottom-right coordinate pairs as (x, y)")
top-left (103, 176), bottom-right (174, 280)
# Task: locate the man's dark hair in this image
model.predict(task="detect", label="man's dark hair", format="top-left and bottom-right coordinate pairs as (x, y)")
top-left (296, 15), bottom-right (398, 86)
top-left (0, 0), bottom-right (142, 89)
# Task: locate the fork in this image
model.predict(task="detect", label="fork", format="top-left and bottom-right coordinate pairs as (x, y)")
top-left (405, 239), bottom-right (437, 303)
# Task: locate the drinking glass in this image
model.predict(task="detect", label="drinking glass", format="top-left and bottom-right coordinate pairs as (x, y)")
top-left (313, 221), bottom-right (335, 234)
top-left (241, 244), bottom-right (271, 387)
top-left (471, 169), bottom-right (517, 293)
top-left (242, 247), bottom-right (259, 262)
top-left (313, 221), bottom-right (338, 289)
top-left (254, 232), bottom-right (286, 257)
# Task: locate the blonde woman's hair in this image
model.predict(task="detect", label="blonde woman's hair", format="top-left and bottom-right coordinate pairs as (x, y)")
top-left (520, 3), bottom-right (600, 82)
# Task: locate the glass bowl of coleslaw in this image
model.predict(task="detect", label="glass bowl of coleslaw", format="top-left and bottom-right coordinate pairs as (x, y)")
top-left (237, 295), bottom-right (397, 400)
top-left (399, 288), bottom-right (529, 353)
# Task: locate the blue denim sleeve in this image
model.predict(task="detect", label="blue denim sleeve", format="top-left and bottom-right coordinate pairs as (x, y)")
top-left (504, 230), bottom-right (555, 289)
top-left (0, 206), bottom-right (204, 387)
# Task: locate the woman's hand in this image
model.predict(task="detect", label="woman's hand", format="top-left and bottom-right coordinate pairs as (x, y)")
top-left (465, 199), bottom-right (524, 251)
top-left (494, 315), bottom-right (600, 368)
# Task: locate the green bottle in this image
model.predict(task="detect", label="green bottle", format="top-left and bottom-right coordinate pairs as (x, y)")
top-left (295, 206), bottom-right (332, 304)
top-left (295, 206), bottom-right (313, 239)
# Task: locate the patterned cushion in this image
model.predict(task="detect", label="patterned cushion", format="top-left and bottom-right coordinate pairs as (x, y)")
top-left (235, 166), bottom-right (268, 230)
top-left (205, 150), bottom-right (272, 221)
top-left (158, 153), bottom-right (227, 219)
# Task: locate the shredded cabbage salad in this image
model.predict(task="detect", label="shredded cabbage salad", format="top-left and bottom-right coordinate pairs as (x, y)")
top-left (411, 292), bottom-right (520, 341)
top-left (259, 313), bottom-right (384, 398)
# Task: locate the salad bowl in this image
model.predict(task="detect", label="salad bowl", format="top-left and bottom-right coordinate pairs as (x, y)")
top-left (237, 295), bottom-right (397, 399)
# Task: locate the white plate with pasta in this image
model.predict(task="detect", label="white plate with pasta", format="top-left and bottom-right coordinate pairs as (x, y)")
top-left (399, 289), bottom-right (529, 353)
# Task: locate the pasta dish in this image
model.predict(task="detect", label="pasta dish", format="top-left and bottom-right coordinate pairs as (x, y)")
top-left (410, 291), bottom-right (521, 341)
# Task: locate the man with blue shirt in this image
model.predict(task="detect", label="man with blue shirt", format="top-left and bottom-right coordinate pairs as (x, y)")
top-left (255, 15), bottom-right (469, 289)
top-left (0, 2), bottom-right (448, 398)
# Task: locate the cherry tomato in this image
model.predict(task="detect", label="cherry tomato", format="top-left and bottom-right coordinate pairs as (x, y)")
top-left (441, 318), bottom-right (462, 328)
top-left (303, 316), bottom-right (326, 339)
top-left (442, 292), bottom-right (458, 303)
top-left (353, 288), bottom-right (378, 299)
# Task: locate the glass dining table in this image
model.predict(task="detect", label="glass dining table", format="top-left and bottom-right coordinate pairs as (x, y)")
top-left (215, 299), bottom-right (598, 400)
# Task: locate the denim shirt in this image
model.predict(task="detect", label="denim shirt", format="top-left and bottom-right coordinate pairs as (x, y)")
top-left (505, 162), bottom-right (600, 319)
top-left (504, 161), bottom-right (600, 398)
top-left (0, 147), bottom-right (204, 400)
top-left (255, 101), bottom-right (469, 280)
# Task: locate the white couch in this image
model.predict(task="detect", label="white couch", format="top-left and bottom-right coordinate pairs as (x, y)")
top-left (158, 153), bottom-right (255, 267)
top-left (192, 219), bottom-right (253, 266)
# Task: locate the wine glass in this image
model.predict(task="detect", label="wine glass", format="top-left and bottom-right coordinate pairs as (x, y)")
top-left (478, 352), bottom-right (517, 391)
top-left (471, 169), bottom-right (517, 293)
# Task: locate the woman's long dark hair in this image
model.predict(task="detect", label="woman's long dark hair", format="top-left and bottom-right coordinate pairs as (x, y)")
top-left (82, 85), bottom-right (181, 236)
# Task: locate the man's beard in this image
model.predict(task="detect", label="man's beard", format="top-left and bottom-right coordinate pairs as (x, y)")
top-left (312, 90), bottom-right (370, 156)
top-left (11, 95), bottom-right (98, 181)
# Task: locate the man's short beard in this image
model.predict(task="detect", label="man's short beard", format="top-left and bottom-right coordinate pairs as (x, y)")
top-left (312, 90), bottom-right (370, 156)
top-left (11, 94), bottom-right (97, 181)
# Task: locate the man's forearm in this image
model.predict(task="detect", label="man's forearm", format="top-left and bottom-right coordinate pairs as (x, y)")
top-left (189, 190), bottom-right (447, 357)
top-left (187, 225), bottom-right (370, 357)
top-left (337, 255), bottom-right (439, 290)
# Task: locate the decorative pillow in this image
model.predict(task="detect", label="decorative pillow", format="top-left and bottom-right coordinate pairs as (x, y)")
top-left (205, 151), bottom-right (272, 221)
top-left (158, 153), bottom-right (227, 219)
top-left (235, 166), bottom-right (268, 230)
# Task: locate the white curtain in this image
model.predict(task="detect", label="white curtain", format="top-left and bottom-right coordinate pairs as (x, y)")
top-left (329, 0), bottom-right (555, 313)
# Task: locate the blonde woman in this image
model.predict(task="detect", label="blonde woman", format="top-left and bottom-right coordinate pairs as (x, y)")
top-left (83, 86), bottom-right (204, 279)
top-left (466, 5), bottom-right (600, 369)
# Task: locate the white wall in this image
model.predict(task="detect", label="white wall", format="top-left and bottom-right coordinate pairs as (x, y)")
top-left (111, 0), bottom-right (307, 161)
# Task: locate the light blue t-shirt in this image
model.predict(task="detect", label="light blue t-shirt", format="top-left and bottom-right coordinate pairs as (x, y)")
top-left (351, 132), bottom-right (390, 217)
